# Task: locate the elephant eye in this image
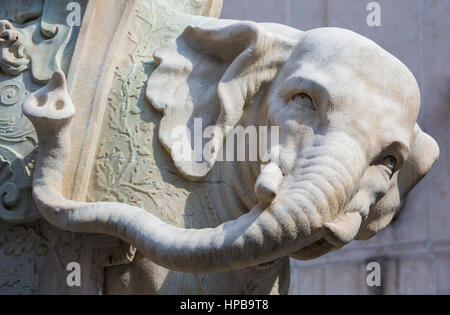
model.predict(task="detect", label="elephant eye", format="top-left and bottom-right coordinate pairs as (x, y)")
top-left (290, 93), bottom-right (316, 111)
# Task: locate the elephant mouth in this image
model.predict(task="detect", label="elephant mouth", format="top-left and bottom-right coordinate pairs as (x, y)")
top-left (254, 154), bottom-right (365, 260)
top-left (253, 160), bottom-right (336, 259)
top-left (291, 210), bottom-right (365, 260)
top-left (290, 237), bottom-right (338, 260)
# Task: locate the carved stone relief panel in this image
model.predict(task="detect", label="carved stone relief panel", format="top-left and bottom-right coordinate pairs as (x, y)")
top-left (88, 1), bottom-right (219, 229)
top-left (0, 0), bottom-right (86, 294)
top-left (0, 0), bottom-right (82, 223)
top-left (86, 0), bottom-right (225, 294)
top-left (0, 76), bottom-right (38, 223)
top-left (0, 0), bottom-right (224, 294)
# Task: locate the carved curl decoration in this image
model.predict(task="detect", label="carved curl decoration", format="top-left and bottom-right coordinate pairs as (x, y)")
top-left (0, 20), bottom-right (30, 76)
top-left (0, 79), bottom-right (26, 107)
top-left (0, 146), bottom-right (37, 223)
top-left (0, 0), bottom-right (76, 83)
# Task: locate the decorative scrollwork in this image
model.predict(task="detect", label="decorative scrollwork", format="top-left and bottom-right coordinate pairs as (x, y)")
top-left (0, 146), bottom-right (38, 223)
top-left (0, 1), bottom-right (78, 227)
top-left (0, 80), bottom-right (25, 106)
top-left (0, 20), bottom-right (30, 76)
top-left (0, 79), bottom-right (34, 143)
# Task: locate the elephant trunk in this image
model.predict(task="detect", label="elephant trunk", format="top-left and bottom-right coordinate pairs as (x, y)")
top-left (24, 72), bottom-right (364, 273)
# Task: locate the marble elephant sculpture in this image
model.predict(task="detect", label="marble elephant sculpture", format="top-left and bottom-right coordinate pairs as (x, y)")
top-left (22, 20), bottom-right (439, 274)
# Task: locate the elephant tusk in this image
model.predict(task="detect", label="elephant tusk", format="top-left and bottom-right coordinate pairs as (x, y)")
top-left (322, 211), bottom-right (362, 247)
top-left (254, 162), bottom-right (283, 204)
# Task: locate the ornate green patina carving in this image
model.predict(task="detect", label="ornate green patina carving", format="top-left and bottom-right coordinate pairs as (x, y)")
top-left (0, 0), bottom-right (221, 294)
top-left (0, 0), bottom-right (86, 294)
top-left (0, 0), bottom-right (82, 223)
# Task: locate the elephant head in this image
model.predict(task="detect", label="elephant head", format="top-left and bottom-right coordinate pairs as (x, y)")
top-left (22, 21), bottom-right (439, 273)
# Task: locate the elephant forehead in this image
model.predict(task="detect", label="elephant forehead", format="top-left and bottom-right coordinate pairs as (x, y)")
top-left (289, 27), bottom-right (420, 120)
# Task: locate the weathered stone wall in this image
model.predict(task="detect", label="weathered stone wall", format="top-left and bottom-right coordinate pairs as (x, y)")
top-left (221, 0), bottom-right (450, 295)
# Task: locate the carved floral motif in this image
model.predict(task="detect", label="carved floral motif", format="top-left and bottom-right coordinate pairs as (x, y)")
top-left (0, 221), bottom-right (84, 294)
top-left (89, 1), bottom-right (215, 228)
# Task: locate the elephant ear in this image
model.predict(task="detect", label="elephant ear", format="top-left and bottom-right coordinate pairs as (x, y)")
top-left (356, 124), bottom-right (440, 240)
top-left (146, 21), bottom-right (299, 180)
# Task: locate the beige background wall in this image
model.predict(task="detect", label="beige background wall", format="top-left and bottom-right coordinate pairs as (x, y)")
top-left (221, 0), bottom-right (450, 294)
